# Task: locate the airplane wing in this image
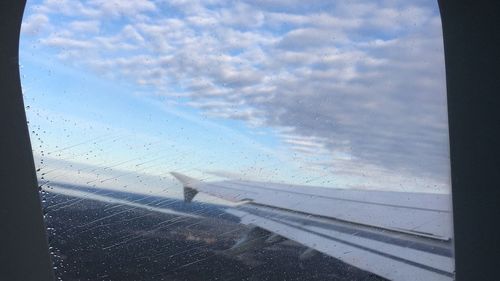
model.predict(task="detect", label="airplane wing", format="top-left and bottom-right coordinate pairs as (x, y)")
top-left (171, 172), bottom-right (454, 281)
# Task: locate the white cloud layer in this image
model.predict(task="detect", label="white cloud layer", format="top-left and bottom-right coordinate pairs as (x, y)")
top-left (22, 0), bottom-right (450, 191)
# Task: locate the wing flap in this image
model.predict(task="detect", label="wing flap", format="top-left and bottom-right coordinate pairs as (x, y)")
top-left (227, 205), bottom-right (454, 281)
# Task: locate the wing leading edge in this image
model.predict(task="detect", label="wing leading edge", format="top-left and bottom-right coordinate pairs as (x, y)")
top-left (171, 172), bottom-right (454, 281)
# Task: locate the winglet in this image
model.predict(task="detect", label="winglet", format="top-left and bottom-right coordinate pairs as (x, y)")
top-left (170, 172), bottom-right (200, 203)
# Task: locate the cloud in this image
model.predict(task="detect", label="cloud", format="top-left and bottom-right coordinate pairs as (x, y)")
top-left (35, 0), bottom-right (100, 17)
top-left (88, 0), bottom-right (157, 18)
top-left (69, 20), bottom-right (100, 33)
top-left (23, 0), bottom-right (450, 190)
top-left (219, 2), bottom-right (265, 28)
top-left (40, 36), bottom-right (95, 49)
top-left (21, 13), bottom-right (50, 35)
top-left (36, 0), bottom-right (157, 18)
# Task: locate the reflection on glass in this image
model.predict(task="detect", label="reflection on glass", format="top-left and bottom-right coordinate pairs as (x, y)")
top-left (21, 0), bottom-right (453, 280)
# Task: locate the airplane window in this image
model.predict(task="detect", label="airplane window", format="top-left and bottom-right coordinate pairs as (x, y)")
top-left (21, 0), bottom-right (453, 280)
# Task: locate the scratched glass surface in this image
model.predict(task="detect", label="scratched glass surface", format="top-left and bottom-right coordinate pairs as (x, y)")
top-left (20, 1), bottom-right (453, 280)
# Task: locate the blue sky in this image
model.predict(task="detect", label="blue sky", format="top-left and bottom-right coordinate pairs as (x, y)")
top-left (20, 0), bottom-right (450, 196)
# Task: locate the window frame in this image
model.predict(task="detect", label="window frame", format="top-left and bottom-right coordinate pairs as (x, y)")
top-left (1, 1), bottom-right (500, 280)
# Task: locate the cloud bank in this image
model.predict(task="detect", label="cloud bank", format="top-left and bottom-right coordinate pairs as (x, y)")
top-left (22, 0), bottom-right (450, 191)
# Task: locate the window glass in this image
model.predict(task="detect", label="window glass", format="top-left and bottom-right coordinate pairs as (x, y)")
top-left (21, 0), bottom-right (453, 280)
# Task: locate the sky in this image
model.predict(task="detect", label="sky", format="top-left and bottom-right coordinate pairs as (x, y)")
top-left (19, 0), bottom-right (451, 196)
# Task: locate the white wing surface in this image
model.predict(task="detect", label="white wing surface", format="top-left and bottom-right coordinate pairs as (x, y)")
top-left (171, 172), bottom-right (454, 281)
